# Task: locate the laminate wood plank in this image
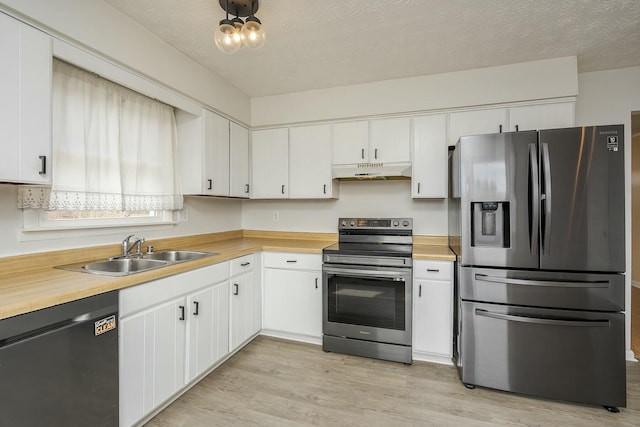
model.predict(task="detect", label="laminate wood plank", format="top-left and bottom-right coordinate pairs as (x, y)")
top-left (146, 336), bottom-right (640, 427)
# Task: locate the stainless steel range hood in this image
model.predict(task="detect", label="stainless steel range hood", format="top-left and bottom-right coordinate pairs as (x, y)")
top-left (332, 163), bottom-right (412, 180)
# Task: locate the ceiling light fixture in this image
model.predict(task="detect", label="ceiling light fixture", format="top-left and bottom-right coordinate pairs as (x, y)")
top-left (214, 0), bottom-right (265, 54)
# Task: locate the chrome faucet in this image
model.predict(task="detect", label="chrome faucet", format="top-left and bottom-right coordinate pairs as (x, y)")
top-left (122, 234), bottom-right (145, 258)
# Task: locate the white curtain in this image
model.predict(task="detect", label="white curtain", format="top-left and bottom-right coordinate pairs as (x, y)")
top-left (18, 59), bottom-right (182, 210)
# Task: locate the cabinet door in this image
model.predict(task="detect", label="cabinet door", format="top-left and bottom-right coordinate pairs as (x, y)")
top-left (413, 279), bottom-right (453, 357)
top-left (203, 110), bottom-right (230, 196)
top-left (289, 124), bottom-right (334, 198)
top-left (251, 128), bottom-right (289, 198)
top-left (369, 117), bottom-right (411, 163)
top-left (508, 102), bottom-right (575, 132)
top-left (229, 122), bottom-right (250, 198)
top-left (120, 297), bottom-right (186, 427)
top-left (332, 121), bottom-right (368, 165)
top-left (448, 108), bottom-right (508, 146)
top-left (186, 281), bottom-right (230, 383)
top-left (412, 114), bottom-right (448, 198)
top-left (263, 269), bottom-right (322, 338)
top-left (0, 15), bottom-right (52, 184)
top-left (230, 270), bottom-right (257, 350)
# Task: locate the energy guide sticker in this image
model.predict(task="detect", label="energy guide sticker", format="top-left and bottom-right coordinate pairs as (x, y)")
top-left (95, 315), bottom-right (116, 336)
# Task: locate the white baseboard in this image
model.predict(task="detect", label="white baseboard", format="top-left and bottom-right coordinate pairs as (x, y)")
top-left (627, 350), bottom-right (638, 362)
top-left (260, 329), bottom-right (322, 346)
top-left (633, 280), bottom-right (640, 289)
top-left (412, 351), bottom-right (454, 366)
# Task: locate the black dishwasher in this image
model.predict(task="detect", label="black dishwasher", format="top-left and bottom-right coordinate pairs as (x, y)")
top-left (0, 291), bottom-right (118, 426)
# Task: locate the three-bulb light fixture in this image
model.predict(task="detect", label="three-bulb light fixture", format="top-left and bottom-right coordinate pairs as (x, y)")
top-left (214, 0), bottom-right (265, 53)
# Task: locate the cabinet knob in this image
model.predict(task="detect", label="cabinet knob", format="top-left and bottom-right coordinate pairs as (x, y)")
top-left (281, 184), bottom-right (285, 194)
top-left (515, 124), bottom-right (519, 132)
top-left (245, 184), bottom-right (250, 194)
top-left (38, 155), bottom-right (47, 175)
top-left (417, 182), bottom-right (421, 194)
top-left (233, 283), bottom-right (239, 296)
top-left (361, 148), bottom-right (365, 159)
top-left (193, 300), bottom-right (200, 316)
top-left (419, 284), bottom-right (422, 298)
top-left (323, 184), bottom-right (327, 194)
top-left (207, 179), bottom-right (213, 190)
top-left (374, 148), bottom-right (378, 159)
top-left (499, 124), bottom-right (503, 133)
top-left (315, 277), bottom-right (318, 289)
top-left (179, 305), bottom-right (185, 320)
top-left (240, 262), bottom-right (251, 267)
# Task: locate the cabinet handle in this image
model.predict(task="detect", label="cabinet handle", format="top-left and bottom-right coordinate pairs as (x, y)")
top-left (427, 268), bottom-right (440, 272)
top-left (417, 182), bottom-right (421, 194)
top-left (193, 301), bottom-right (199, 316)
top-left (286, 260), bottom-right (298, 263)
top-left (245, 184), bottom-right (250, 194)
top-left (315, 277), bottom-right (318, 289)
top-left (241, 262), bottom-right (251, 267)
top-left (323, 184), bottom-right (327, 194)
top-left (207, 179), bottom-right (213, 190)
top-left (234, 283), bottom-right (239, 296)
top-left (361, 148), bottom-right (365, 159)
top-left (281, 184), bottom-right (285, 194)
top-left (179, 305), bottom-right (185, 321)
top-left (374, 148), bottom-right (378, 159)
top-left (499, 124), bottom-right (503, 133)
top-left (38, 155), bottom-right (46, 175)
top-left (419, 284), bottom-right (422, 298)
top-left (515, 124), bottom-right (519, 132)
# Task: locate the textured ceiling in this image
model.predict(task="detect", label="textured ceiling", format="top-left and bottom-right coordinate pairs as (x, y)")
top-left (104, 0), bottom-right (640, 98)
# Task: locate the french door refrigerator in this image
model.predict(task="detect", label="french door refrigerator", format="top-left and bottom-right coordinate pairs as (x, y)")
top-left (449, 125), bottom-right (626, 411)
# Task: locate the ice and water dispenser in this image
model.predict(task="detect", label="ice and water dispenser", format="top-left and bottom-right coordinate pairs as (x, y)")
top-left (471, 202), bottom-right (510, 247)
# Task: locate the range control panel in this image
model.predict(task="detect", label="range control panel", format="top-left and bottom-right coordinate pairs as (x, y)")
top-left (338, 218), bottom-right (413, 230)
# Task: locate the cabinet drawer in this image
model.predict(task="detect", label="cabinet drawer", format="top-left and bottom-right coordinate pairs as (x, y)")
top-left (230, 253), bottom-right (255, 276)
top-left (119, 261), bottom-right (229, 317)
top-left (263, 252), bottom-right (321, 270)
top-left (413, 260), bottom-right (452, 281)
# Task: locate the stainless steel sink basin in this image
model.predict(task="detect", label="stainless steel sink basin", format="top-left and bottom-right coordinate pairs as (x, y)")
top-left (143, 250), bottom-right (215, 262)
top-left (82, 258), bottom-right (168, 276)
top-left (56, 250), bottom-right (217, 276)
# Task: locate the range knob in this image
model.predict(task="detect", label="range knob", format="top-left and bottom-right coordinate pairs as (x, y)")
top-left (392, 220), bottom-right (399, 227)
top-left (350, 220), bottom-right (356, 227)
top-left (402, 220), bottom-right (410, 227)
top-left (341, 220), bottom-right (347, 227)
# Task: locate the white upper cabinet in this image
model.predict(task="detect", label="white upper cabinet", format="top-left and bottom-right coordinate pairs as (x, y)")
top-left (332, 121), bottom-right (369, 165)
top-left (229, 122), bottom-right (250, 198)
top-left (0, 14), bottom-right (52, 184)
top-left (369, 117), bottom-right (411, 163)
top-left (289, 124), bottom-right (337, 199)
top-left (177, 109), bottom-right (230, 196)
top-left (332, 118), bottom-right (411, 165)
top-left (412, 114), bottom-right (448, 198)
top-left (448, 108), bottom-right (508, 146)
top-left (202, 110), bottom-right (230, 196)
top-left (508, 102), bottom-right (575, 132)
top-left (251, 128), bottom-right (289, 199)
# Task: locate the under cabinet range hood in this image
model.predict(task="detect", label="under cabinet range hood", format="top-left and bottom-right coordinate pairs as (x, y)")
top-left (332, 163), bottom-right (412, 180)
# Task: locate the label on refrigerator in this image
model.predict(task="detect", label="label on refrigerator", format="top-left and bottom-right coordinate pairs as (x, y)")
top-left (95, 315), bottom-right (116, 336)
top-left (606, 136), bottom-right (619, 151)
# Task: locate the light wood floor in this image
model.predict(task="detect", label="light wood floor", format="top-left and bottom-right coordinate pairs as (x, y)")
top-left (147, 336), bottom-right (640, 426)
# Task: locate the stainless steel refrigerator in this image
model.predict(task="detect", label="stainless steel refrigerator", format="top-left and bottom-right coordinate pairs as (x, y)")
top-left (449, 125), bottom-right (626, 411)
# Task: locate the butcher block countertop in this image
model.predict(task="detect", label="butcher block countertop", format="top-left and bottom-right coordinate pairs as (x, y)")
top-left (0, 230), bottom-right (455, 320)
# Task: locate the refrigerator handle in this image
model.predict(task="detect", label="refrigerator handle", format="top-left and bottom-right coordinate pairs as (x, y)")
top-left (541, 142), bottom-right (552, 256)
top-left (475, 309), bottom-right (610, 327)
top-left (528, 143), bottom-right (540, 256)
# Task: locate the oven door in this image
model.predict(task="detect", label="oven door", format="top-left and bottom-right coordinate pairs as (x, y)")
top-left (323, 263), bottom-right (412, 346)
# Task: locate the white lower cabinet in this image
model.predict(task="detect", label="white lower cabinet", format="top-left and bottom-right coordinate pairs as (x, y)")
top-left (120, 297), bottom-right (187, 427)
top-left (412, 260), bottom-right (454, 364)
top-left (119, 262), bottom-right (230, 427)
top-left (263, 252), bottom-right (322, 341)
top-left (186, 281), bottom-right (230, 383)
top-left (230, 254), bottom-right (261, 350)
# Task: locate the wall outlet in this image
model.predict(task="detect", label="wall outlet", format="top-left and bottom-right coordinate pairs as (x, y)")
top-left (272, 211), bottom-right (279, 221)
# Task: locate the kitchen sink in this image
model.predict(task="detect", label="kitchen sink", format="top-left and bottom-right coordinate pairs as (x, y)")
top-left (56, 250), bottom-right (218, 276)
top-left (82, 258), bottom-right (168, 275)
top-left (143, 250), bottom-right (213, 262)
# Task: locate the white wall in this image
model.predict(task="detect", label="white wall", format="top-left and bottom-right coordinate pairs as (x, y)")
top-left (575, 65), bottom-right (640, 361)
top-left (251, 57), bottom-right (578, 126)
top-left (0, 185), bottom-right (242, 257)
top-left (0, 0), bottom-right (250, 124)
top-left (241, 180), bottom-right (446, 235)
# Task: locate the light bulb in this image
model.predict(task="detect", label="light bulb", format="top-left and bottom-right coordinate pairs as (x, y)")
top-left (241, 16), bottom-right (266, 49)
top-left (214, 19), bottom-right (241, 54)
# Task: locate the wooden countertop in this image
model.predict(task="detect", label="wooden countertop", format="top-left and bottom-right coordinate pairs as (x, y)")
top-left (0, 230), bottom-right (454, 320)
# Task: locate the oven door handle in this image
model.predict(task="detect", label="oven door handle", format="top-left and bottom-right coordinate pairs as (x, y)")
top-left (323, 267), bottom-right (408, 281)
